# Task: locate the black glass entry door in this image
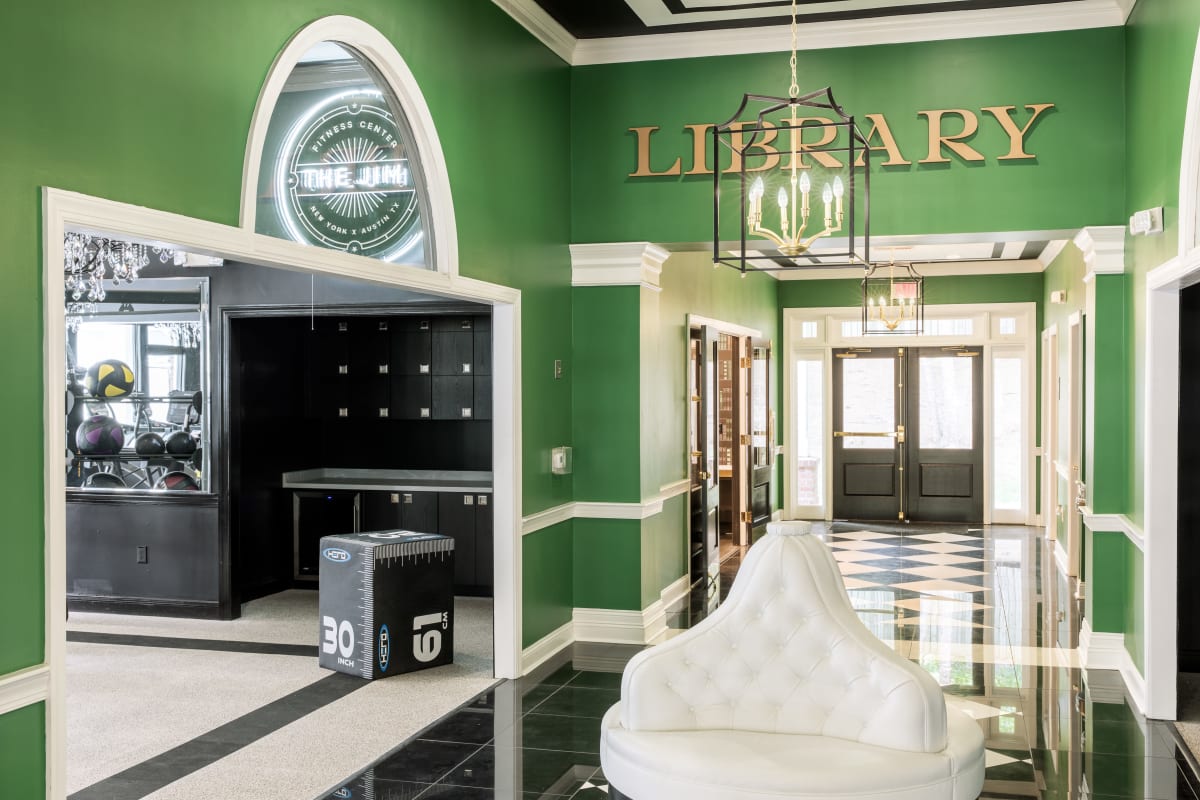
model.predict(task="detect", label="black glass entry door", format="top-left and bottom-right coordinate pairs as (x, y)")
top-left (832, 346), bottom-right (983, 523)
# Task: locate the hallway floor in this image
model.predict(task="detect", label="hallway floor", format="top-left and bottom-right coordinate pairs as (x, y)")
top-left (319, 523), bottom-right (1200, 799)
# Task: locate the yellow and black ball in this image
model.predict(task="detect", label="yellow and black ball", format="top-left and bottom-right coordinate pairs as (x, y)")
top-left (84, 359), bottom-right (135, 399)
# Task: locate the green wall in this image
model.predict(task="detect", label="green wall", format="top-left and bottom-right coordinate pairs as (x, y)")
top-left (571, 28), bottom-right (1125, 245)
top-left (0, 703), bottom-right (45, 798)
top-left (522, 521), bottom-right (574, 647)
top-left (1125, 0), bottom-right (1200, 526)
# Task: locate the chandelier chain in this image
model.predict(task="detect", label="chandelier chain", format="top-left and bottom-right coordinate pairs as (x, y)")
top-left (788, 0), bottom-right (799, 99)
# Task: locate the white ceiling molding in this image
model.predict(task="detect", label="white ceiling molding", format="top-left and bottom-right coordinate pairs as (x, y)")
top-left (772, 258), bottom-right (1045, 280)
top-left (571, 242), bottom-right (671, 290)
top-left (571, 0), bottom-right (1127, 65)
top-left (1073, 225), bottom-right (1126, 280)
top-left (1036, 240), bottom-right (1069, 269)
top-left (491, 0), bottom-right (576, 64)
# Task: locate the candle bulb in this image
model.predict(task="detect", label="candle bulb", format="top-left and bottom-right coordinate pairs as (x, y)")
top-left (833, 176), bottom-right (845, 217)
top-left (778, 187), bottom-right (788, 231)
top-left (822, 183), bottom-right (833, 225)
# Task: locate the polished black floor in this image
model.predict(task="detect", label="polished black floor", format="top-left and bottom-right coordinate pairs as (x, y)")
top-left (321, 523), bottom-right (1200, 799)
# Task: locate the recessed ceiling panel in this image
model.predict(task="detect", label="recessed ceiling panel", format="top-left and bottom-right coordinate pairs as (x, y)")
top-left (529, 0), bottom-right (1085, 38)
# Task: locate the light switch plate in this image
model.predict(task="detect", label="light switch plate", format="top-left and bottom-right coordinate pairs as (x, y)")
top-left (551, 446), bottom-right (573, 475)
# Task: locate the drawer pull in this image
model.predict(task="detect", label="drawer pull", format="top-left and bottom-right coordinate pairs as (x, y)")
top-left (419, 320), bottom-right (430, 330)
top-left (420, 407), bottom-right (430, 418)
top-left (461, 319), bottom-right (473, 330)
top-left (477, 495), bottom-right (488, 506)
top-left (403, 493), bottom-right (413, 504)
top-left (463, 495), bottom-right (474, 506)
top-left (378, 408), bottom-right (389, 418)
top-left (461, 407), bottom-right (472, 418)
top-left (338, 364), bottom-right (349, 375)
top-left (419, 364), bottom-right (430, 374)
top-left (338, 408), bottom-right (349, 417)
top-left (378, 364), bottom-right (389, 375)
top-left (378, 321), bottom-right (388, 331)
top-left (390, 493), bottom-right (400, 504)
top-left (338, 322), bottom-right (348, 332)
top-left (462, 363), bottom-right (471, 374)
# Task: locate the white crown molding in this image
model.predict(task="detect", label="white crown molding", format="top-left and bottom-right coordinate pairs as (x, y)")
top-left (1080, 506), bottom-right (1145, 552)
top-left (1037, 240), bottom-right (1069, 269)
top-left (571, 1), bottom-right (1127, 66)
top-left (571, 242), bottom-right (671, 291)
top-left (490, 0), bottom-right (575, 64)
top-left (0, 665), bottom-right (49, 716)
top-left (1073, 225), bottom-right (1126, 280)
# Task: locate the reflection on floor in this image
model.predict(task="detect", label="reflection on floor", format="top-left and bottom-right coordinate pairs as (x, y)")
top-left (323, 523), bottom-right (1200, 799)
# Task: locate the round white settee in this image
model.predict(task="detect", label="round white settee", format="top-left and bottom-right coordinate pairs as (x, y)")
top-left (600, 520), bottom-right (985, 800)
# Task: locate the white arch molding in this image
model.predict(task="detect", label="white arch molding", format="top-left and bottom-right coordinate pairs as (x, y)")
top-left (239, 15), bottom-right (460, 276)
top-left (1141, 26), bottom-right (1200, 722)
top-left (41, 18), bottom-right (524, 799)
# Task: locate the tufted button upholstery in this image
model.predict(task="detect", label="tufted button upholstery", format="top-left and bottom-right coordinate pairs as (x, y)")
top-left (602, 520), bottom-right (985, 800)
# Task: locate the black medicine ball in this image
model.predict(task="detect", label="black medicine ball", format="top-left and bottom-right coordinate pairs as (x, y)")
top-left (85, 472), bottom-right (127, 489)
top-left (156, 471), bottom-right (199, 491)
top-left (164, 430), bottom-right (197, 455)
top-left (76, 415), bottom-right (124, 455)
top-left (84, 359), bottom-right (135, 399)
top-left (134, 432), bottom-right (166, 456)
top-left (66, 382), bottom-right (88, 454)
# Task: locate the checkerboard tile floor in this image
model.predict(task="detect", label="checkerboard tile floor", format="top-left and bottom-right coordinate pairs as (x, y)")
top-left (318, 523), bottom-right (1199, 799)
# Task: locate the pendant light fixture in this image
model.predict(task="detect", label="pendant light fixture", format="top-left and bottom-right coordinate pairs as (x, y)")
top-left (861, 254), bottom-right (924, 335)
top-left (712, 0), bottom-right (870, 274)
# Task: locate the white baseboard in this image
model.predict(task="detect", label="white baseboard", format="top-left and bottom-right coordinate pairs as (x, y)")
top-left (1079, 619), bottom-right (1148, 715)
top-left (574, 607), bottom-right (654, 645)
top-left (0, 665), bottom-right (49, 716)
top-left (660, 574), bottom-right (690, 608)
top-left (520, 620), bottom-right (575, 674)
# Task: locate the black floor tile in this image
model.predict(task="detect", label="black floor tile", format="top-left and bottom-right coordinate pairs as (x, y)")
top-left (526, 685), bottom-right (620, 719)
top-left (373, 739), bottom-right (484, 784)
top-left (418, 709), bottom-right (508, 746)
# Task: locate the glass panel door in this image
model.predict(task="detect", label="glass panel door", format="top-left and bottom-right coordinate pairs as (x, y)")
top-left (832, 348), bottom-right (903, 521)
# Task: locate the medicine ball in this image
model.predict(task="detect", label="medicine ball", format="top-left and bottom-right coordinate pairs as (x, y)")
top-left (85, 472), bottom-right (127, 489)
top-left (134, 431), bottom-right (166, 456)
top-left (75, 415), bottom-right (124, 455)
top-left (84, 359), bottom-right (135, 399)
top-left (66, 382), bottom-right (88, 454)
top-left (189, 446), bottom-right (203, 470)
top-left (164, 430), bottom-right (196, 456)
top-left (155, 471), bottom-right (199, 491)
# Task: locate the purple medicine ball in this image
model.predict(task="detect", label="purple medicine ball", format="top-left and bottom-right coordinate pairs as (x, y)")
top-left (75, 415), bottom-right (124, 455)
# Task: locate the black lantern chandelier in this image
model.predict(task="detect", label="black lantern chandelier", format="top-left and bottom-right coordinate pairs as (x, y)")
top-left (712, 0), bottom-right (870, 274)
top-left (861, 257), bottom-right (924, 335)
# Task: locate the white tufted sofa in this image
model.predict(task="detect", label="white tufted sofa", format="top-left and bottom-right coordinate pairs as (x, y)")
top-left (600, 520), bottom-right (985, 800)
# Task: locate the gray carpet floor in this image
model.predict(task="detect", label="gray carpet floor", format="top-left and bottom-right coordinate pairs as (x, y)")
top-left (1176, 673), bottom-right (1200, 761)
top-left (67, 591), bottom-right (494, 799)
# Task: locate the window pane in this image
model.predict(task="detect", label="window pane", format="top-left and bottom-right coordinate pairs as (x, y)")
top-left (994, 357), bottom-right (1023, 510)
top-left (841, 358), bottom-right (894, 449)
top-left (800, 321), bottom-right (818, 339)
top-left (795, 358), bottom-right (823, 506)
top-left (923, 318), bottom-right (974, 337)
top-left (999, 317), bottom-right (1017, 336)
top-left (919, 357), bottom-right (972, 449)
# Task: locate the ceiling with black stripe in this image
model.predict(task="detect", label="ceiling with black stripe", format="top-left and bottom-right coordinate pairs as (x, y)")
top-left (529, 0), bottom-right (1084, 38)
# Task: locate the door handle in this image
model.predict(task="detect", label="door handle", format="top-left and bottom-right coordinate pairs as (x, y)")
top-left (833, 431), bottom-right (897, 437)
top-left (699, 471), bottom-right (711, 480)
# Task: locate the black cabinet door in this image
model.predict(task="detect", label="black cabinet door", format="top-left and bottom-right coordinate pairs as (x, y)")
top-left (401, 491), bottom-right (439, 533)
top-left (350, 317), bottom-right (391, 376)
top-left (473, 375), bottom-right (492, 421)
top-left (392, 328), bottom-right (432, 376)
top-left (474, 493), bottom-right (493, 591)
top-left (360, 491), bottom-right (402, 532)
top-left (433, 376), bottom-right (474, 420)
top-left (473, 315), bottom-right (491, 376)
top-left (438, 492), bottom-right (477, 588)
top-left (391, 374), bottom-right (432, 420)
top-left (294, 491), bottom-right (359, 581)
top-left (350, 375), bottom-right (391, 420)
top-left (432, 328), bottom-right (474, 377)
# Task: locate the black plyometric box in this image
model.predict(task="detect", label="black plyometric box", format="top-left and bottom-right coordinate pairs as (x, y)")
top-left (318, 530), bottom-right (454, 679)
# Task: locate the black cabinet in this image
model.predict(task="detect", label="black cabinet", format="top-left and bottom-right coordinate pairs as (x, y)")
top-left (392, 317), bottom-right (432, 376)
top-left (391, 374), bottom-right (432, 420)
top-left (433, 376), bottom-right (475, 420)
top-left (439, 492), bottom-right (477, 589)
top-left (360, 490), bottom-right (439, 534)
top-left (473, 316), bottom-right (491, 377)
top-left (475, 493), bottom-right (493, 590)
top-left (294, 490), bottom-right (359, 581)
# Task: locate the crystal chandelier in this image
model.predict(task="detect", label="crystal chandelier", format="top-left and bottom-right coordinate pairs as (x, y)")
top-left (64, 232), bottom-right (175, 304)
top-left (861, 258), bottom-right (924, 334)
top-left (712, 0), bottom-right (870, 273)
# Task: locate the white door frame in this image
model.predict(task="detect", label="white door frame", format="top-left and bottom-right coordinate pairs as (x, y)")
top-left (1041, 325), bottom-right (1058, 540)
top-left (1064, 312), bottom-right (1083, 577)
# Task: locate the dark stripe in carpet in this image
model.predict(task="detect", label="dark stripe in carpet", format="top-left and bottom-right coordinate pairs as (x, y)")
top-left (68, 672), bottom-right (365, 800)
top-left (68, 630), bottom-right (315, 657)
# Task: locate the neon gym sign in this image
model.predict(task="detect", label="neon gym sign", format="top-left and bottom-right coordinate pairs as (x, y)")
top-left (276, 89), bottom-right (423, 261)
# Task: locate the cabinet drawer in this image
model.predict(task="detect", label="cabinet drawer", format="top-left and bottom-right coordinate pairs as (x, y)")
top-left (432, 331), bottom-right (474, 376)
top-left (391, 374), bottom-right (432, 420)
top-left (391, 330), bottom-right (432, 375)
top-left (438, 492), bottom-right (477, 587)
top-left (432, 376), bottom-right (475, 420)
top-left (400, 491), bottom-right (439, 533)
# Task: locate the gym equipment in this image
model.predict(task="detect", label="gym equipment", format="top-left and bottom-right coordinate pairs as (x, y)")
top-left (84, 359), bottom-right (135, 399)
top-left (66, 382), bottom-right (88, 454)
top-left (155, 471), bottom-right (199, 491)
top-left (75, 415), bottom-right (125, 455)
top-left (85, 472), bottom-right (127, 489)
top-left (164, 430), bottom-right (197, 455)
top-left (134, 431), bottom-right (166, 456)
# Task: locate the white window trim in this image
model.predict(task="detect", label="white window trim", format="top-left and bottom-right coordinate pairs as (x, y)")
top-left (783, 302), bottom-right (1037, 525)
